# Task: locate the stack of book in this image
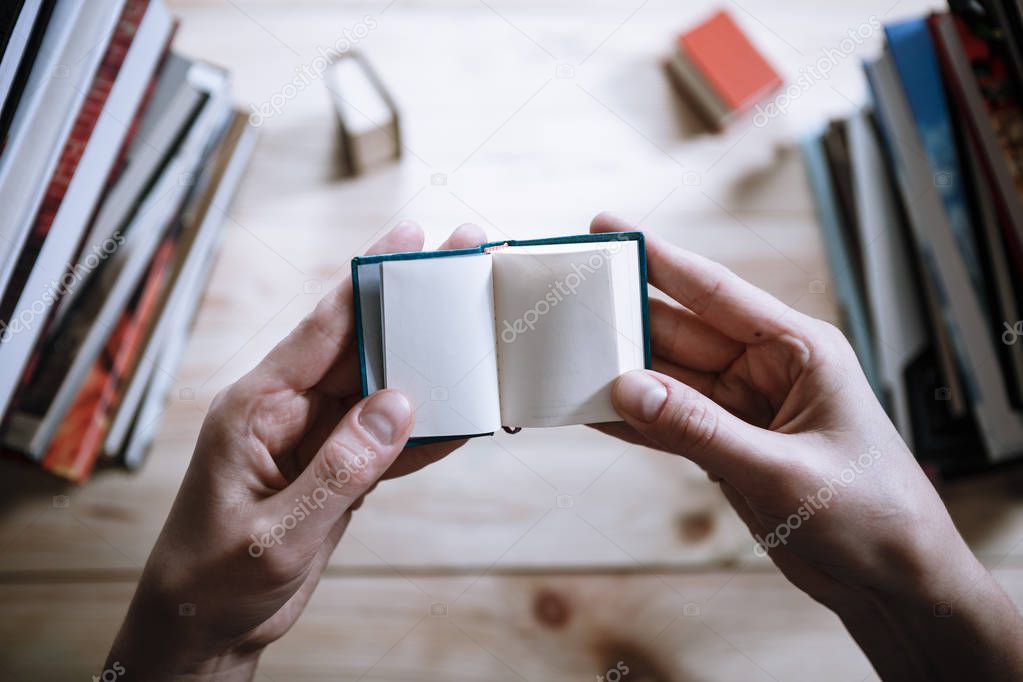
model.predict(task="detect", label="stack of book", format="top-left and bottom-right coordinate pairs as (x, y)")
top-left (802, 0), bottom-right (1023, 476)
top-left (0, 0), bottom-right (256, 481)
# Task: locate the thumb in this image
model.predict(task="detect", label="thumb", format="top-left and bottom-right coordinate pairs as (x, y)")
top-left (612, 370), bottom-right (777, 487)
top-left (266, 390), bottom-right (414, 548)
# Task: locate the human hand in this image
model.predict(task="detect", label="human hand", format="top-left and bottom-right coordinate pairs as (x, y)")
top-left (591, 213), bottom-right (1023, 681)
top-left (105, 221), bottom-right (488, 681)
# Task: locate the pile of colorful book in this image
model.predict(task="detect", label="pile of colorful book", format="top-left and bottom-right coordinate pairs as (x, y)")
top-left (0, 0), bottom-right (255, 481)
top-left (802, 0), bottom-right (1023, 476)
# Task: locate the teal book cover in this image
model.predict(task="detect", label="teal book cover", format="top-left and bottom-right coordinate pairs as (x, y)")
top-left (352, 231), bottom-right (652, 445)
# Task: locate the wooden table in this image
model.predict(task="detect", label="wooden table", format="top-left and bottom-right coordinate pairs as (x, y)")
top-left (4, 0), bottom-right (1023, 680)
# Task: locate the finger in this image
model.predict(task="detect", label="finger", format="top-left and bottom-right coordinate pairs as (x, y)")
top-left (438, 222), bottom-right (487, 250)
top-left (381, 439), bottom-right (467, 479)
top-left (590, 212), bottom-right (806, 343)
top-left (252, 221), bottom-right (426, 393)
top-left (649, 298), bottom-right (744, 372)
top-left (611, 369), bottom-right (783, 488)
top-left (652, 356), bottom-right (716, 394)
top-left (272, 390), bottom-right (414, 545)
top-left (651, 357), bottom-right (774, 429)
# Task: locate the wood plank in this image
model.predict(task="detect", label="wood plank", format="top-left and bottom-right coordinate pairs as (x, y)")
top-left (2, 0), bottom-right (1019, 579)
top-left (5, 568), bottom-right (1023, 681)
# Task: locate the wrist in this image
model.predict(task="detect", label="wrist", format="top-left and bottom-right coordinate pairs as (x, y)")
top-left (107, 577), bottom-right (263, 681)
top-left (837, 543), bottom-right (1023, 682)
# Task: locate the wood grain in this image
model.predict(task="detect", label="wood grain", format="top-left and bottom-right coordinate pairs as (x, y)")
top-left (4, 0), bottom-right (1019, 680)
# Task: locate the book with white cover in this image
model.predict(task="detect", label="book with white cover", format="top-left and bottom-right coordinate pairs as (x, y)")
top-left (55, 53), bottom-right (204, 323)
top-left (353, 233), bottom-right (651, 441)
top-left (2, 59), bottom-right (232, 459)
top-left (0, 0), bottom-right (46, 115)
top-left (846, 110), bottom-right (929, 447)
top-left (109, 111), bottom-right (258, 464)
top-left (0, 0), bottom-right (123, 301)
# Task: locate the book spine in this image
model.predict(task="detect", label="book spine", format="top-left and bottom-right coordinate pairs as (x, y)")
top-left (885, 19), bottom-right (990, 316)
top-left (95, 18), bottom-right (178, 215)
top-left (0, 0), bottom-right (149, 324)
top-left (33, 0), bottom-right (148, 238)
top-left (950, 15), bottom-right (1023, 278)
top-left (41, 234), bottom-right (174, 481)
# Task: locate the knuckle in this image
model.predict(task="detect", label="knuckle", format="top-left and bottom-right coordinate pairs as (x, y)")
top-left (201, 385), bottom-right (250, 445)
top-left (807, 320), bottom-right (856, 366)
top-left (299, 297), bottom-right (345, 344)
top-left (661, 389), bottom-right (719, 455)
top-left (314, 432), bottom-right (379, 493)
top-left (209, 379), bottom-right (265, 437)
top-left (260, 546), bottom-right (300, 583)
top-left (814, 320), bottom-right (852, 352)
top-left (688, 268), bottom-right (726, 316)
top-left (209, 385), bottom-right (234, 416)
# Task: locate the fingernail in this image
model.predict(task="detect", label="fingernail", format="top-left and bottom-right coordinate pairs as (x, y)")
top-left (614, 371), bottom-right (667, 423)
top-left (359, 391), bottom-right (411, 444)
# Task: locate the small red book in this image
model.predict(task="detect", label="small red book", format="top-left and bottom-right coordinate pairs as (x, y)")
top-left (667, 9), bottom-right (782, 128)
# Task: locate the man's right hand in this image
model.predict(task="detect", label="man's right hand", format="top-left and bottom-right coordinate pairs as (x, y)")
top-left (591, 212), bottom-right (1023, 682)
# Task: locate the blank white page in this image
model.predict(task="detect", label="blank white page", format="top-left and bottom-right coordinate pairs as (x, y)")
top-left (382, 255), bottom-right (501, 438)
top-left (608, 241), bottom-right (645, 372)
top-left (492, 242), bottom-right (642, 427)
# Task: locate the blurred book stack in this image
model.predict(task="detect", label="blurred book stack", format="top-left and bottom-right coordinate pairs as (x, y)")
top-left (0, 0), bottom-right (256, 481)
top-left (802, 0), bottom-right (1023, 476)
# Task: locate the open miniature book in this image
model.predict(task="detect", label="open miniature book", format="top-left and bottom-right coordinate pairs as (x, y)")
top-left (352, 232), bottom-right (651, 442)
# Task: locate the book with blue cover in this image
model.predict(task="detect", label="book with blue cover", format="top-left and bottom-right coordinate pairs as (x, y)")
top-left (885, 18), bottom-right (989, 317)
top-left (352, 232), bottom-right (651, 443)
top-left (866, 46), bottom-right (1023, 463)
